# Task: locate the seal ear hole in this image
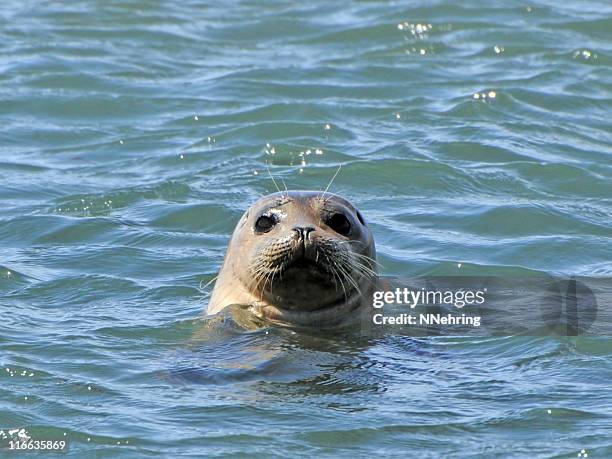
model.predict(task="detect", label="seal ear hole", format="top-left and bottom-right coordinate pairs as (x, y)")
top-left (326, 213), bottom-right (351, 236)
top-left (356, 211), bottom-right (365, 225)
top-left (255, 215), bottom-right (276, 233)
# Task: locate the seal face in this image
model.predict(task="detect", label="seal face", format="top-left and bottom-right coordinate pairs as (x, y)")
top-left (207, 191), bottom-right (377, 328)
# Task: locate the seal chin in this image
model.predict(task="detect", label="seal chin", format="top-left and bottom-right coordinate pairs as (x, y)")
top-left (254, 295), bottom-right (363, 329)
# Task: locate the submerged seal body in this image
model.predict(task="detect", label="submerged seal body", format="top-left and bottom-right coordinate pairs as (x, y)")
top-left (207, 191), bottom-right (377, 328)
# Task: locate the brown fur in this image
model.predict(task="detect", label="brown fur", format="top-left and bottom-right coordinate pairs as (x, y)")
top-left (207, 191), bottom-right (377, 328)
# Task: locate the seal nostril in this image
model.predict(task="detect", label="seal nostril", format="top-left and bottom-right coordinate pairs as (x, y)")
top-left (303, 227), bottom-right (315, 239)
top-left (293, 226), bottom-right (315, 240)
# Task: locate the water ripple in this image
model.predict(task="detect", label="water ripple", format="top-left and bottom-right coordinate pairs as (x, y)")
top-left (1, 0), bottom-right (611, 456)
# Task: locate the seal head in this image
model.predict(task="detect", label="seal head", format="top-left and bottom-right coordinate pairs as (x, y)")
top-left (207, 191), bottom-right (377, 328)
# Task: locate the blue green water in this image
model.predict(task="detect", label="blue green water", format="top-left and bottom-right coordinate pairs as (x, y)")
top-left (1, 0), bottom-right (611, 457)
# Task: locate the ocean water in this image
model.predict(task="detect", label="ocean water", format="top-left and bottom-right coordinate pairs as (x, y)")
top-left (1, 0), bottom-right (611, 457)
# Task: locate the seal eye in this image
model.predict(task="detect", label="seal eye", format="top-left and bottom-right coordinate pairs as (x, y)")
top-left (255, 215), bottom-right (276, 233)
top-left (327, 213), bottom-right (351, 236)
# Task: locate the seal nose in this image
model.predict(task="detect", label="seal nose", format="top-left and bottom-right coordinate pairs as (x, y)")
top-left (292, 226), bottom-right (315, 241)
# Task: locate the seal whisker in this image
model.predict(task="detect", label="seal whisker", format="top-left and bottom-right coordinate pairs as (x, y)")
top-left (248, 262), bottom-right (271, 300)
top-left (323, 252), bottom-right (348, 301)
top-left (338, 264), bottom-right (361, 297)
top-left (266, 164), bottom-right (283, 196)
top-left (350, 260), bottom-right (378, 279)
top-left (319, 164), bottom-right (342, 202)
top-left (259, 265), bottom-right (277, 298)
top-left (199, 275), bottom-right (219, 292)
top-left (351, 251), bottom-right (381, 266)
top-left (337, 244), bottom-right (383, 269)
top-left (268, 268), bottom-right (278, 297)
top-left (347, 253), bottom-right (378, 274)
top-left (280, 176), bottom-right (289, 197)
top-left (334, 253), bottom-right (362, 296)
top-left (256, 267), bottom-right (272, 301)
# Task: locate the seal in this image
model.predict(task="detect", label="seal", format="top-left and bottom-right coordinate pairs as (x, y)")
top-left (207, 191), bottom-right (378, 328)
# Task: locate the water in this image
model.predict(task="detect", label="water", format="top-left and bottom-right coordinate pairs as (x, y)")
top-left (1, 0), bottom-right (611, 457)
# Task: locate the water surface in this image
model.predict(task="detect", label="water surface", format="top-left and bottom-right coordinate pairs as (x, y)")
top-left (1, 0), bottom-right (611, 457)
